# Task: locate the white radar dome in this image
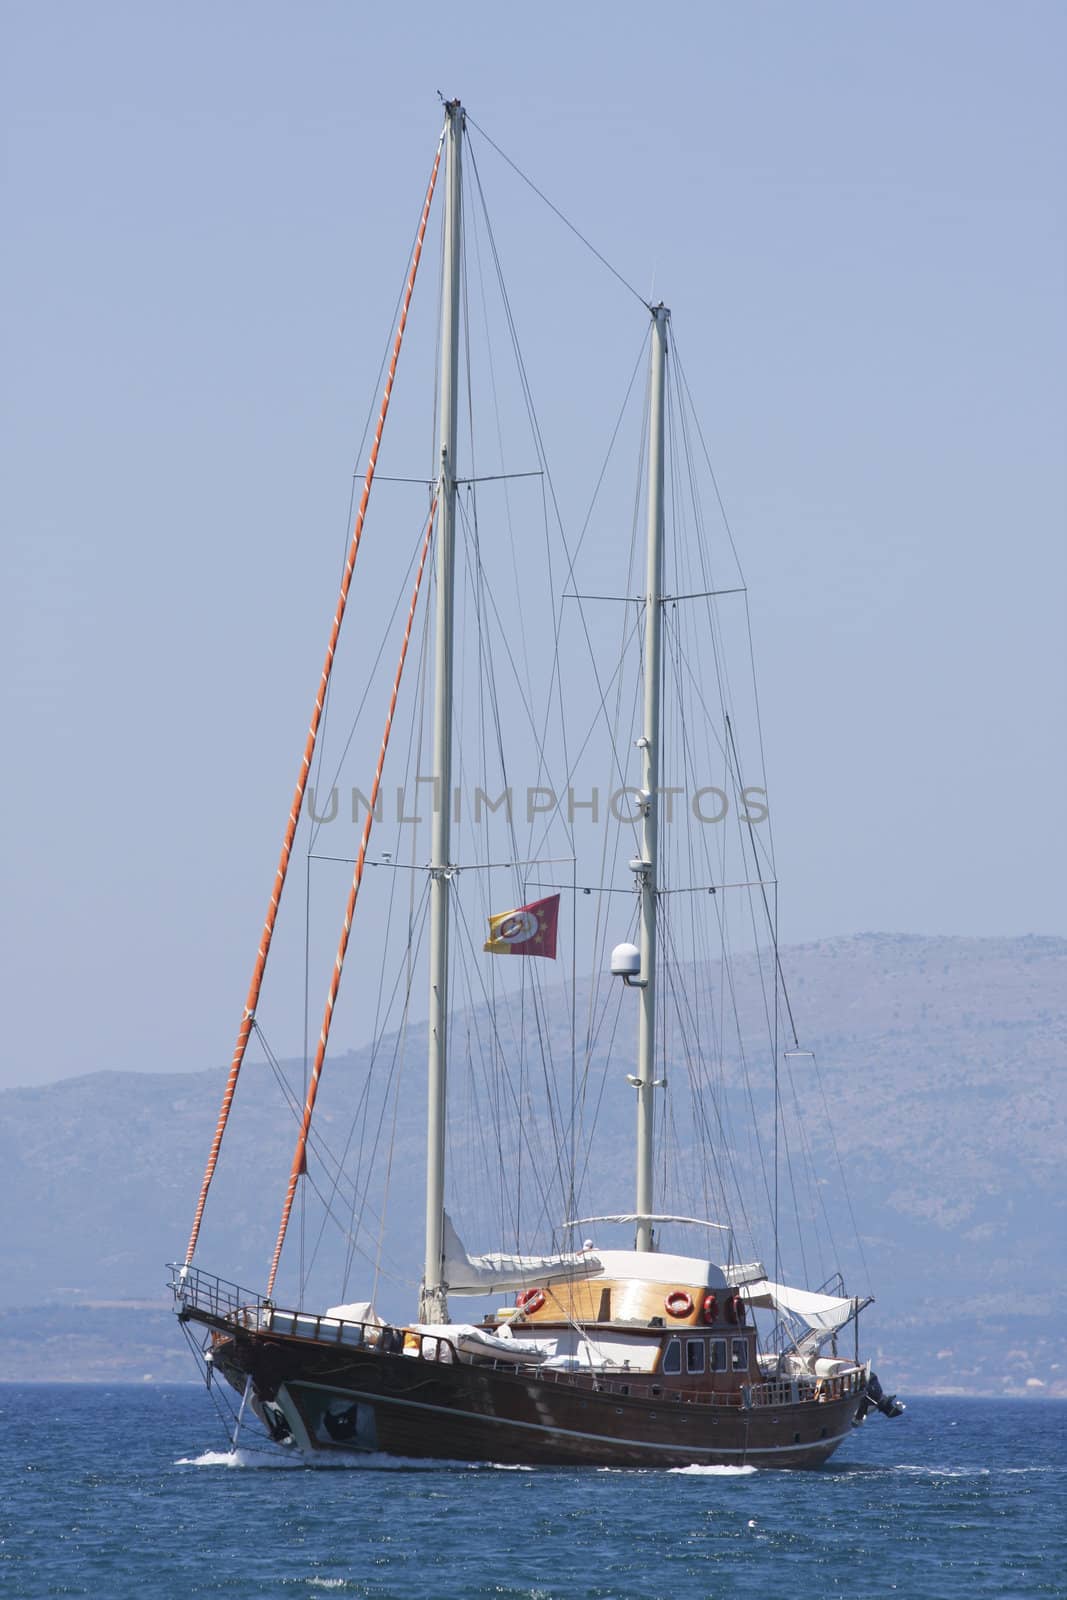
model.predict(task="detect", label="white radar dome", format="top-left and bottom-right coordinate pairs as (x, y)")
top-left (610, 942), bottom-right (641, 978)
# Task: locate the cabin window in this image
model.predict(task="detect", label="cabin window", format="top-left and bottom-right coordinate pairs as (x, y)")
top-left (709, 1339), bottom-right (727, 1372)
top-left (662, 1338), bottom-right (681, 1375)
top-left (686, 1339), bottom-right (705, 1375)
top-left (731, 1338), bottom-right (748, 1372)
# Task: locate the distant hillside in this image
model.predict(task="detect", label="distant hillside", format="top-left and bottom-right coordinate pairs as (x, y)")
top-left (1, 933), bottom-right (1064, 1395)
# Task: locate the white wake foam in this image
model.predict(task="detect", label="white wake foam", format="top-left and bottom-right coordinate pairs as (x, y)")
top-left (176, 1446), bottom-right (530, 1472)
top-left (176, 1447), bottom-right (303, 1469)
top-left (890, 1464), bottom-right (991, 1479)
top-left (668, 1463), bottom-right (759, 1476)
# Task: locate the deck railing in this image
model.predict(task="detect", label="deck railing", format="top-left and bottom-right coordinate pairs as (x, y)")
top-left (169, 1263), bottom-right (457, 1362)
top-left (170, 1263), bottom-right (264, 1325)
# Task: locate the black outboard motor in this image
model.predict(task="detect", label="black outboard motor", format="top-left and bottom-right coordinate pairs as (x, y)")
top-left (856, 1371), bottom-right (905, 1421)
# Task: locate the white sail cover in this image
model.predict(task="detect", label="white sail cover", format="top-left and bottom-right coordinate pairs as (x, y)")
top-left (740, 1278), bottom-right (858, 1334)
top-left (406, 1322), bottom-right (548, 1364)
top-left (722, 1261), bottom-right (767, 1288)
top-left (443, 1213), bottom-right (602, 1295)
top-left (324, 1300), bottom-right (383, 1326)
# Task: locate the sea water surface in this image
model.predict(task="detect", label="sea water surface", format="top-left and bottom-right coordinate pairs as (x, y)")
top-left (1, 1385), bottom-right (1063, 1599)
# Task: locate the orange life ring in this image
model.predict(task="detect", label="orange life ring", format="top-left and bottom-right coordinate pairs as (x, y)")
top-left (701, 1293), bottom-right (718, 1325)
top-left (516, 1288), bottom-right (546, 1314)
top-left (726, 1292), bottom-right (744, 1324)
top-left (665, 1290), bottom-right (694, 1319)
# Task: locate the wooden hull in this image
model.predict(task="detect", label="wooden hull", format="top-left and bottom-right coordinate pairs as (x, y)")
top-left (212, 1328), bottom-right (864, 1469)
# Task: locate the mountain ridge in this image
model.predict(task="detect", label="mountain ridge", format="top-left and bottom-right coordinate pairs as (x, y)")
top-left (2, 932), bottom-right (1064, 1395)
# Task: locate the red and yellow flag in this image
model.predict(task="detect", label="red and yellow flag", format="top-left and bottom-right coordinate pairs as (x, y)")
top-left (483, 894), bottom-right (560, 959)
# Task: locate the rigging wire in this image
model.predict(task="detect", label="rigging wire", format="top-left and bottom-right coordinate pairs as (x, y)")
top-left (666, 338), bottom-right (870, 1287)
top-left (308, 164), bottom-right (448, 847)
top-left (464, 112), bottom-right (651, 313)
top-left (246, 1019), bottom-right (413, 1293)
top-left (184, 133), bottom-right (445, 1269)
top-left (215, 106), bottom-right (872, 1329)
top-left (265, 493), bottom-right (438, 1298)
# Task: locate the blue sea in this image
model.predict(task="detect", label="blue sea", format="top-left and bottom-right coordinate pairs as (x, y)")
top-left (1, 1385), bottom-right (1063, 1599)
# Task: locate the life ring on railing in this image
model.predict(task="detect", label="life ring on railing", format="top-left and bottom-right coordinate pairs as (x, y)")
top-left (516, 1288), bottom-right (546, 1314)
top-left (665, 1290), bottom-right (694, 1319)
top-left (701, 1293), bottom-right (719, 1325)
top-left (726, 1292), bottom-right (744, 1324)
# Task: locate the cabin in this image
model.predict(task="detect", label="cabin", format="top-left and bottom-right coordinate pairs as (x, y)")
top-left (479, 1248), bottom-right (757, 1396)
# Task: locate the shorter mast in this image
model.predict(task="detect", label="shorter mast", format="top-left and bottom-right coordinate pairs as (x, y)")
top-left (634, 305), bottom-right (669, 1253)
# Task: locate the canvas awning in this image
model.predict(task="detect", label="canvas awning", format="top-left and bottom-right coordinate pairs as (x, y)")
top-left (739, 1278), bottom-right (867, 1334)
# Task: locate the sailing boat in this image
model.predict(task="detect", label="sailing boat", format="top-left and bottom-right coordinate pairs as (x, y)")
top-left (172, 100), bottom-right (903, 1468)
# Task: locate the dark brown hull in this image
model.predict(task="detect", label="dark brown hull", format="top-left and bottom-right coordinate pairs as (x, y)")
top-left (212, 1327), bottom-right (864, 1469)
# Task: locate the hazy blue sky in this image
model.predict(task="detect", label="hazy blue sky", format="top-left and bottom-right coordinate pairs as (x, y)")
top-left (3, 1), bottom-right (1064, 1090)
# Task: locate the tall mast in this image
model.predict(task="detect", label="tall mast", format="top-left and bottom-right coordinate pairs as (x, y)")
top-left (421, 99), bottom-right (463, 1323)
top-left (634, 304), bottom-right (669, 1253)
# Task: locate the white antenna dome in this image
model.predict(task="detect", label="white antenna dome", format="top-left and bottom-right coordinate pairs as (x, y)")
top-left (610, 942), bottom-right (641, 978)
